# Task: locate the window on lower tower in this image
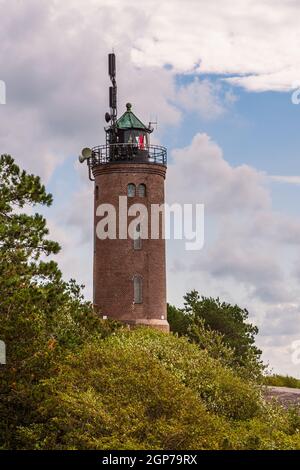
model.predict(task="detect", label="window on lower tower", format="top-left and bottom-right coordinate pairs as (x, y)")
top-left (133, 223), bottom-right (142, 250)
top-left (138, 183), bottom-right (146, 197)
top-left (127, 183), bottom-right (136, 197)
top-left (133, 275), bottom-right (143, 304)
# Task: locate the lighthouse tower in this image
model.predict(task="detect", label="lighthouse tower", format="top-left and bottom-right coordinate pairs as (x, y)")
top-left (79, 54), bottom-right (169, 332)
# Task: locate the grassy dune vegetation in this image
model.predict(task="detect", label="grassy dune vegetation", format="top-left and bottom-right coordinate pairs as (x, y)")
top-left (264, 375), bottom-right (300, 389)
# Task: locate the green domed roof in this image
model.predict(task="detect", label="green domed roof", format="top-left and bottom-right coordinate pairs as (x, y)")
top-left (116, 103), bottom-right (149, 131)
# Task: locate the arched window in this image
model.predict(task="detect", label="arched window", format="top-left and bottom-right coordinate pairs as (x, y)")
top-left (138, 183), bottom-right (146, 197)
top-left (95, 185), bottom-right (99, 200)
top-left (133, 223), bottom-right (142, 250)
top-left (127, 183), bottom-right (136, 197)
top-left (133, 275), bottom-right (143, 304)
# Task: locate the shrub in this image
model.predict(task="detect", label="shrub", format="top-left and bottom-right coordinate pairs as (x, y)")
top-left (15, 340), bottom-right (227, 450)
top-left (264, 374), bottom-right (300, 389)
top-left (4, 328), bottom-right (300, 450)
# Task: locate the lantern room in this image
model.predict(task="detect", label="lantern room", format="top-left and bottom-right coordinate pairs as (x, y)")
top-left (105, 102), bottom-right (153, 162)
top-left (116, 102), bottom-right (151, 147)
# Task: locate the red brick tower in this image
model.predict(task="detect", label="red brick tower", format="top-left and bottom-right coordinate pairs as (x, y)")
top-left (79, 54), bottom-right (169, 332)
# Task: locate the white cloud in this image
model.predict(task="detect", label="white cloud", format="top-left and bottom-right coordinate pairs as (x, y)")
top-left (130, 0), bottom-right (300, 92)
top-left (48, 215), bottom-right (93, 299)
top-left (167, 131), bottom-right (300, 376)
top-left (176, 78), bottom-right (230, 120)
top-left (0, 0), bottom-right (181, 180)
top-left (62, 186), bottom-right (94, 244)
top-left (270, 175), bottom-right (300, 185)
top-left (167, 133), bottom-right (270, 213)
top-left (1, 0), bottom-right (299, 181)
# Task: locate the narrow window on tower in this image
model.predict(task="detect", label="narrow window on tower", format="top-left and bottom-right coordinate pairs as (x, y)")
top-left (95, 185), bottom-right (99, 200)
top-left (133, 223), bottom-right (142, 250)
top-left (133, 275), bottom-right (143, 304)
top-left (138, 183), bottom-right (146, 197)
top-left (127, 183), bottom-right (136, 197)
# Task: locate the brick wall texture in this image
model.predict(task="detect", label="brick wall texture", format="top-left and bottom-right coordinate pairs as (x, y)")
top-left (92, 162), bottom-right (169, 332)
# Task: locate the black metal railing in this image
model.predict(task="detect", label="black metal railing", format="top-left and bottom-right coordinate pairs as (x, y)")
top-left (91, 143), bottom-right (166, 165)
top-left (85, 143), bottom-right (167, 181)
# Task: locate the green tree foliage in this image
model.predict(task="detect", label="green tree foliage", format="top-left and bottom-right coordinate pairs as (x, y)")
top-left (184, 291), bottom-right (261, 360)
top-left (187, 317), bottom-right (235, 367)
top-left (0, 155), bottom-right (120, 449)
top-left (13, 329), bottom-right (300, 450)
top-left (167, 303), bottom-right (190, 335)
top-left (168, 291), bottom-right (264, 379)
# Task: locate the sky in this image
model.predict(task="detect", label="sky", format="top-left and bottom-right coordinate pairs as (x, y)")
top-left (1, 0), bottom-right (300, 376)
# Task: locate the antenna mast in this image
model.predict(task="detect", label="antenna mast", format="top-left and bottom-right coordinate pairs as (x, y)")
top-left (108, 53), bottom-right (117, 142)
